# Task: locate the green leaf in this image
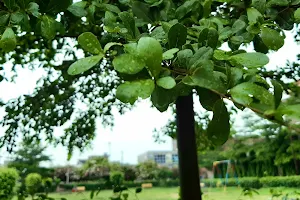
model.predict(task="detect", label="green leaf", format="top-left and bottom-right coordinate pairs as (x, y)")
top-left (156, 76), bottom-right (176, 89)
top-left (198, 27), bottom-right (209, 45)
top-left (213, 49), bottom-right (231, 60)
top-left (137, 37), bottom-right (162, 78)
top-left (252, 0), bottom-right (266, 14)
top-left (246, 23), bottom-right (261, 34)
top-left (27, 2), bottom-right (40, 17)
top-left (230, 82), bottom-right (274, 109)
top-left (41, 15), bottom-right (57, 40)
top-left (232, 19), bottom-right (246, 34)
top-left (168, 23), bottom-right (187, 48)
top-left (177, 49), bottom-right (193, 67)
top-left (78, 32), bottom-right (103, 55)
top-left (203, 0), bottom-right (212, 18)
top-left (247, 8), bottom-right (262, 24)
top-left (67, 2), bottom-right (87, 17)
top-left (90, 191), bottom-right (95, 199)
top-left (230, 52), bottom-right (269, 68)
top-left (67, 55), bottom-right (104, 75)
top-left (132, 1), bottom-right (152, 23)
top-left (267, 0), bottom-right (289, 7)
top-left (113, 54), bottom-right (145, 75)
top-left (124, 43), bottom-right (138, 54)
top-left (119, 11), bottom-right (136, 38)
top-left (151, 83), bottom-right (191, 112)
top-left (47, 0), bottom-right (72, 12)
top-left (175, 0), bottom-right (197, 19)
top-left (3, 0), bottom-right (15, 10)
top-left (253, 35), bottom-right (269, 53)
top-left (145, 0), bottom-right (163, 6)
top-left (10, 12), bottom-right (24, 24)
top-left (101, 4), bottom-right (121, 13)
top-left (207, 28), bottom-right (219, 49)
top-left (0, 27), bottom-right (16, 52)
top-left (188, 47), bottom-right (213, 69)
top-left (276, 9), bottom-right (294, 30)
top-left (207, 100), bottom-right (230, 146)
top-left (103, 42), bottom-right (122, 53)
top-left (0, 11), bottom-right (10, 25)
top-left (197, 87), bottom-right (221, 111)
top-left (277, 104), bottom-right (300, 120)
top-left (271, 80), bottom-right (283, 109)
top-left (295, 8), bottom-right (300, 23)
top-left (227, 67), bottom-right (243, 88)
top-left (219, 27), bottom-right (233, 40)
top-left (230, 36), bottom-right (244, 46)
top-left (261, 27), bottom-right (284, 50)
top-left (183, 61), bottom-right (226, 93)
top-left (163, 48), bottom-right (179, 60)
top-left (116, 79), bottom-right (155, 104)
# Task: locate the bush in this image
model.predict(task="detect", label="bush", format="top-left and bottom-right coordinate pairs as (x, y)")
top-left (25, 173), bottom-right (42, 198)
top-left (202, 177), bottom-right (261, 188)
top-left (110, 171), bottom-right (125, 186)
top-left (0, 167), bottom-right (19, 200)
top-left (260, 176), bottom-right (300, 188)
top-left (239, 177), bottom-right (262, 189)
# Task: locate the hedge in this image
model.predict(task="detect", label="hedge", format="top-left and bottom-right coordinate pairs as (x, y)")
top-left (59, 176), bottom-right (300, 191)
top-left (59, 180), bottom-right (180, 191)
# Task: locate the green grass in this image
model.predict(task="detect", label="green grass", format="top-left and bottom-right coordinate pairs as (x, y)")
top-left (17, 187), bottom-right (300, 200)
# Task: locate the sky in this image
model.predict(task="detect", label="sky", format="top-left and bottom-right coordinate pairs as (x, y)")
top-left (0, 30), bottom-right (299, 167)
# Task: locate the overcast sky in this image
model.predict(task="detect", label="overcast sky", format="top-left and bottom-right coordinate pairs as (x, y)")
top-left (0, 30), bottom-right (299, 167)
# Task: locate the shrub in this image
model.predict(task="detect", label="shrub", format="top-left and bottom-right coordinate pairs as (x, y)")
top-left (260, 176), bottom-right (300, 188)
top-left (155, 167), bottom-right (174, 180)
top-left (239, 177), bottom-right (262, 189)
top-left (110, 171), bottom-right (125, 186)
top-left (42, 177), bottom-right (53, 194)
top-left (0, 167), bottom-right (19, 200)
top-left (25, 173), bottom-right (42, 199)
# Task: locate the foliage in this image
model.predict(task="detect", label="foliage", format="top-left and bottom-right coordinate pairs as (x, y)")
top-left (8, 142), bottom-right (51, 178)
top-left (25, 173), bottom-right (43, 199)
top-left (59, 179), bottom-right (179, 191)
top-left (110, 171), bottom-right (125, 186)
top-left (223, 113), bottom-right (300, 177)
top-left (0, 0), bottom-right (299, 157)
top-left (121, 165), bottom-right (137, 182)
top-left (0, 167), bottom-right (19, 200)
top-left (136, 161), bottom-right (158, 180)
top-left (155, 167), bottom-right (175, 180)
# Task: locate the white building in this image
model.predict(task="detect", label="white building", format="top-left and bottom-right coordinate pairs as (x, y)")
top-left (137, 139), bottom-right (178, 168)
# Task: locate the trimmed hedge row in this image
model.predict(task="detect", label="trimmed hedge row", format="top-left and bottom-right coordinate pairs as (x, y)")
top-left (202, 177), bottom-right (262, 189)
top-left (203, 176), bottom-right (300, 188)
top-left (59, 176), bottom-right (300, 191)
top-left (59, 180), bottom-right (180, 191)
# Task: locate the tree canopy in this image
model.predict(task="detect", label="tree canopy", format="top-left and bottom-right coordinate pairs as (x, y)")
top-left (0, 0), bottom-right (300, 155)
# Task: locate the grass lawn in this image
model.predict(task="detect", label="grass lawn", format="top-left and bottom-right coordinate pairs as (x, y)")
top-left (19, 187), bottom-right (300, 200)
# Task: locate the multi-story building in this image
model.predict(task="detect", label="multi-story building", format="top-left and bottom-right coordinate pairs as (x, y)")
top-left (137, 139), bottom-right (178, 168)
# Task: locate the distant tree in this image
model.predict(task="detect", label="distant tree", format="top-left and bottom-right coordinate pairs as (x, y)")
top-left (121, 165), bottom-right (137, 181)
top-left (80, 156), bottom-right (110, 181)
top-left (136, 161), bottom-right (158, 180)
top-left (8, 142), bottom-right (51, 177)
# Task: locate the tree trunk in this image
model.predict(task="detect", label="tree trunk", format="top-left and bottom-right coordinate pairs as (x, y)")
top-left (176, 94), bottom-right (202, 200)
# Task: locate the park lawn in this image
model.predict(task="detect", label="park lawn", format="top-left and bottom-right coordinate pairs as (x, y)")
top-left (21, 187), bottom-right (300, 200)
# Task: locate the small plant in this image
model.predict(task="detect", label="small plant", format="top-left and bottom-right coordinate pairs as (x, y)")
top-left (0, 167), bottom-right (19, 200)
top-left (110, 171), bottom-right (125, 186)
top-left (238, 187), bottom-right (259, 199)
top-left (25, 173), bottom-right (42, 200)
